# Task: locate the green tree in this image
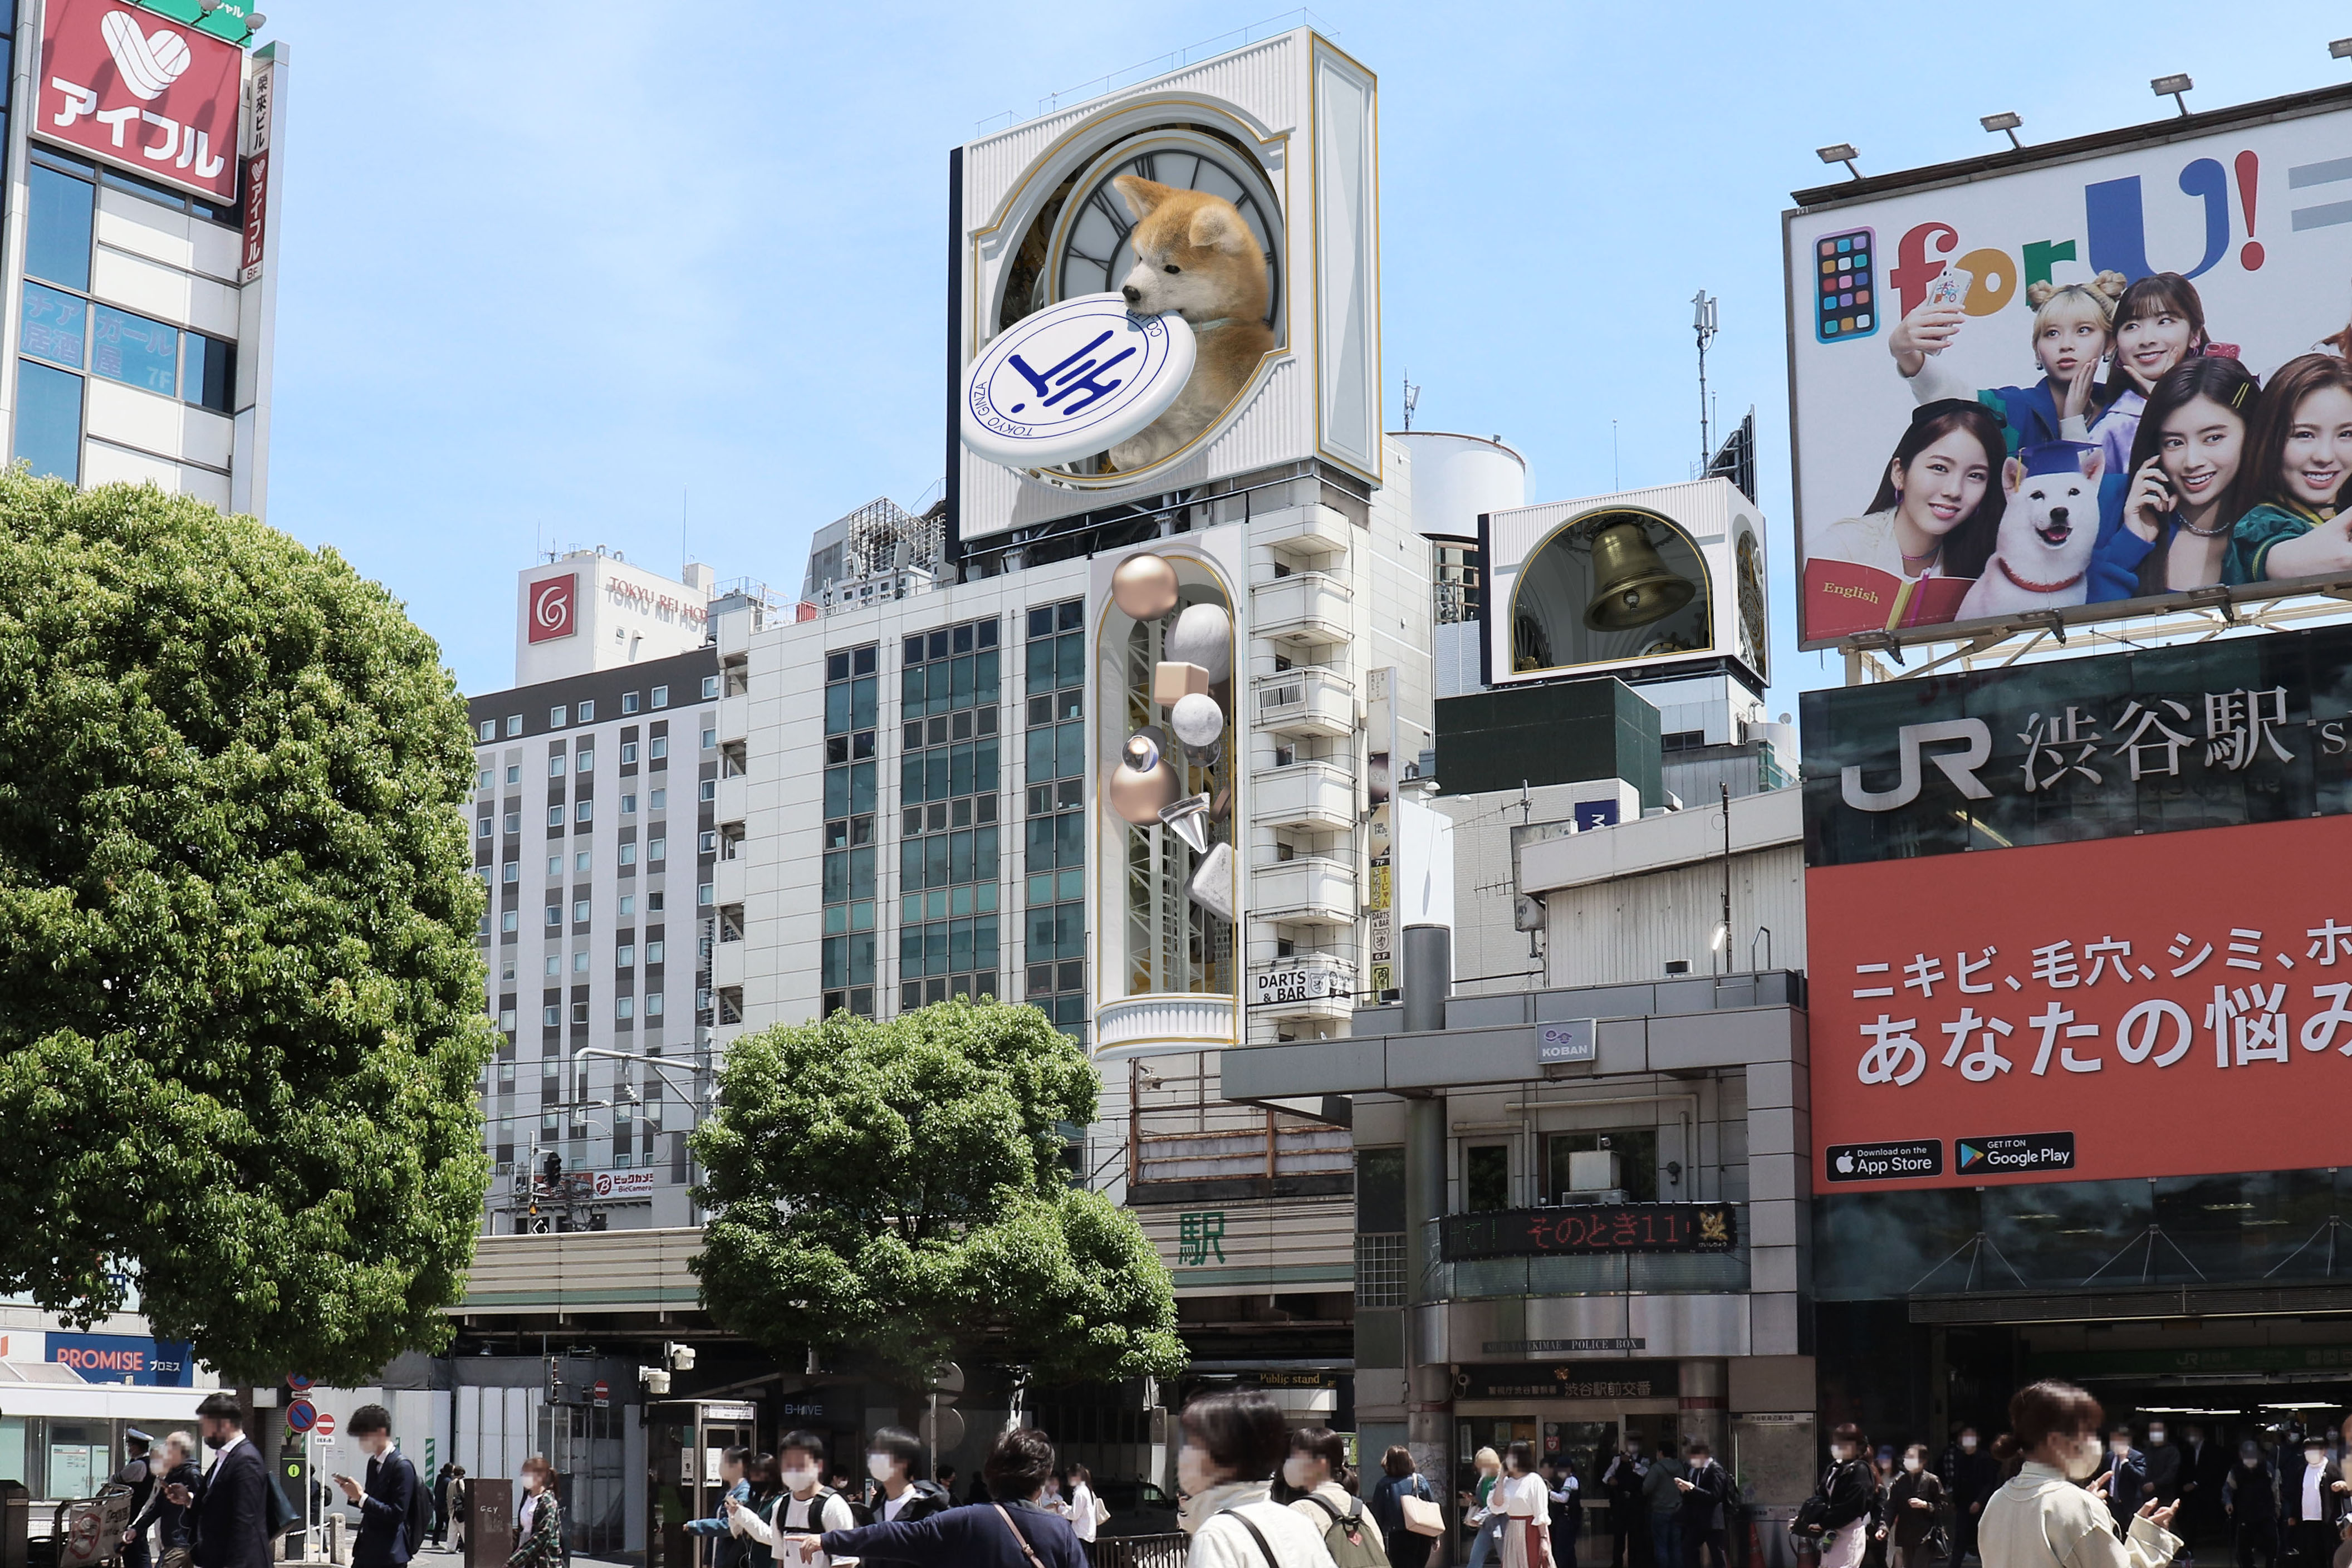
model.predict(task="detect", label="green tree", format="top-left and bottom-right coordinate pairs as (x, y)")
top-left (693, 998), bottom-right (1185, 1385)
top-left (0, 473), bottom-right (496, 1385)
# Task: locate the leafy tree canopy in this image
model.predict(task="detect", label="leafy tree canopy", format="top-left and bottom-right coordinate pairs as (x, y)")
top-left (692, 998), bottom-right (1185, 1386)
top-left (0, 474), bottom-right (496, 1384)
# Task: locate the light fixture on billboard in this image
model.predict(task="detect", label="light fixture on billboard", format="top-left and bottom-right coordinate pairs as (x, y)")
top-left (1980, 112), bottom-right (2023, 149)
top-left (2152, 74), bottom-right (2194, 116)
top-left (2333, 38), bottom-right (2352, 61)
top-left (1816, 144), bottom-right (1861, 180)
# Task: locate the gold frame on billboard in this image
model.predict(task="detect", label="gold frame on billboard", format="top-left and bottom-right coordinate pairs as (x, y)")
top-left (963, 93), bottom-right (1294, 494)
top-left (1502, 505), bottom-right (1718, 682)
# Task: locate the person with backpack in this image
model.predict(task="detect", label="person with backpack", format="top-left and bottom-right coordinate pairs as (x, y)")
top-left (729, 1432), bottom-right (859, 1568)
top-left (1169, 1391), bottom-right (1334, 1568)
top-left (1285, 1428), bottom-right (1388, 1568)
top-left (335, 1405), bottom-right (429, 1568)
top-left (783, 1428), bottom-right (1085, 1568)
top-left (865, 1429), bottom-right (951, 1529)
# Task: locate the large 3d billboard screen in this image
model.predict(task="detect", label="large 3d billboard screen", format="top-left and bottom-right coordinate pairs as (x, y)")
top-left (1801, 623), bottom-right (2352, 1190)
top-left (1787, 97), bottom-right (2352, 649)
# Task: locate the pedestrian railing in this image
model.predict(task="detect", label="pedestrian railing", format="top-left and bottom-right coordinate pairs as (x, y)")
top-left (1092, 1533), bottom-right (1189, 1568)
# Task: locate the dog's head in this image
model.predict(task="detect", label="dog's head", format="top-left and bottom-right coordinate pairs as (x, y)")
top-left (1112, 177), bottom-right (1270, 325)
top-left (2000, 441), bottom-right (2105, 559)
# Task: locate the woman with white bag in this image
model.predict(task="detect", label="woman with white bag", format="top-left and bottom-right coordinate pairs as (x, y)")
top-left (1369, 1448), bottom-right (1442, 1568)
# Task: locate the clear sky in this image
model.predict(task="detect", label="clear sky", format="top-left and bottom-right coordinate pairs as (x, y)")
top-left (259, 1), bottom-right (2352, 717)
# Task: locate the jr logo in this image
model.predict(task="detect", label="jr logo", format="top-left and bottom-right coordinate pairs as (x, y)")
top-left (528, 574), bottom-right (576, 644)
top-left (1840, 718), bottom-right (1993, 811)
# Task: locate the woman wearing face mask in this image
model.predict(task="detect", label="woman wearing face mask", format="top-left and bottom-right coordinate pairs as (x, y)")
top-left (508, 1458), bottom-right (562, 1568)
top-left (1797, 1425), bottom-right (1879, 1568)
top-left (1492, 1442), bottom-right (1554, 1568)
top-left (1979, 1381), bottom-right (2178, 1568)
top-left (1174, 1390), bottom-right (1338, 1568)
top-left (2224, 1439), bottom-right (2278, 1568)
top-left (1876, 1447), bottom-right (1944, 1568)
top-left (1284, 1429), bottom-right (1376, 1550)
top-left (1462, 1449), bottom-right (1509, 1568)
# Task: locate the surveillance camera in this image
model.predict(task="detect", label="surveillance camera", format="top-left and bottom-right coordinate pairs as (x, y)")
top-left (638, 1366), bottom-right (671, 1396)
top-left (667, 1342), bottom-right (697, 1371)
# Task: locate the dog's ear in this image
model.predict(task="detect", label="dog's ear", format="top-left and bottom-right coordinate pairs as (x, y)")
top-left (2076, 446), bottom-right (2104, 485)
top-left (2003, 456), bottom-right (2026, 497)
top-left (1186, 197), bottom-right (1253, 256)
top-left (1113, 175), bottom-right (1173, 222)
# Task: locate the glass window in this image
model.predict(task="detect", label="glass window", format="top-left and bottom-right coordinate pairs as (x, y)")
top-left (14, 360), bottom-right (82, 483)
top-left (90, 305), bottom-right (177, 394)
top-left (1464, 1145), bottom-right (1511, 1212)
top-left (21, 283), bottom-right (85, 369)
top-left (578, 700), bottom-right (595, 722)
top-left (183, 332), bottom-right (234, 414)
top-left (26, 164), bottom-right (93, 291)
top-left (651, 685), bottom-right (669, 708)
top-left (702, 675), bottom-right (720, 699)
top-left (623, 692), bottom-right (641, 714)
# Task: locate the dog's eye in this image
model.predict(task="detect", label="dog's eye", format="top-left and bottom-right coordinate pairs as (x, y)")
top-left (1163, 264), bottom-right (1181, 275)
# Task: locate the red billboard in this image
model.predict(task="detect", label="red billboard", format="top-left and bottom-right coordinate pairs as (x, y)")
top-left (1809, 813), bottom-right (2352, 1191)
top-left (527, 574), bottom-right (576, 643)
top-left (39, 0), bottom-right (244, 203)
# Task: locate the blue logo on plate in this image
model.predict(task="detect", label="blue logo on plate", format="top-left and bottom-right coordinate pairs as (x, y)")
top-left (962, 293), bottom-right (1197, 469)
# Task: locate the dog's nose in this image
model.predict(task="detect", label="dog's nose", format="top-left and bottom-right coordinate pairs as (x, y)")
top-left (1121, 285), bottom-right (1141, 304)
top-left (2049, 507), bottom-right (2069, 525)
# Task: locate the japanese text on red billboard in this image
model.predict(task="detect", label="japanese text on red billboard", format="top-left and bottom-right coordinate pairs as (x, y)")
top-left (1787, 99), bottom-right (2352, 649)
top-left (1802, 625), bottom-right (2352, 1188)
top-left (39, 0), bottom-right (242, 203)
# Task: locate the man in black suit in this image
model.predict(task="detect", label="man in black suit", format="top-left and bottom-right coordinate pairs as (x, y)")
top-left (163, 1394), bottom-right (270, 1568)
top-left (1673, 1441), bottom-right (1731, 1568)
top-left (335, 1404), bottom-right (418, 1568)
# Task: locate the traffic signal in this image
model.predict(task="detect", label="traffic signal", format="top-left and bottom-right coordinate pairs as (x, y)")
top-left (542, 1153), bottom-right (562, 1186)
top-left (546, 1358), bottom-right (562, 1402)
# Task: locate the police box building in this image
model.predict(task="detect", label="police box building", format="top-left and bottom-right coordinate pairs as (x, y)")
top-left (8, 0), bottom-right (285, 513)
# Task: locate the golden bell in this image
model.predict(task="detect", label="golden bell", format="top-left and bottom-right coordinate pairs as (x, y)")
top-left (1583, 518), bottom-right (1696, 631)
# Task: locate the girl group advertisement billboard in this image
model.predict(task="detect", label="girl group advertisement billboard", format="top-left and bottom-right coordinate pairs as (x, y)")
top-left (1787, 97), bottom-right (2352, 648)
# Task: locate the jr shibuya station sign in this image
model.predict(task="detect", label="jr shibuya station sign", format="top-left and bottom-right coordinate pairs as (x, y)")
top-left (1802, 623), bottom-right (2352, 1190)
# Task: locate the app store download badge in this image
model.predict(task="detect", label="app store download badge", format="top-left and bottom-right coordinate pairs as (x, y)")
top-left (1956, 1133), bottom-right (2076, 1175)
top-left (1825, 1140), bottom-right (1944, 1182)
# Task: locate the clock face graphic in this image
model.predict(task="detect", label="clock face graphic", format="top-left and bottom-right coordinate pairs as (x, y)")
top-left (997, 127), bottom-right (1283, 337)
top-left (1736, 529), bottom-right (1768, 677)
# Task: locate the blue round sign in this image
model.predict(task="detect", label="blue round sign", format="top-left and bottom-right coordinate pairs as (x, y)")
top-left (962, 293), bottom-right (1196, 469)
top-left (285, 1399), bottom-right (316, 1433)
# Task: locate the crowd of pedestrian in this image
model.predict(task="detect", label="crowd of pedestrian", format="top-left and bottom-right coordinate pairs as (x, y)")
top-left (1791, 1383), bottom-right (2352, 1568)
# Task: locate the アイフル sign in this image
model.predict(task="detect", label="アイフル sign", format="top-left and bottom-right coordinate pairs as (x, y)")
top-left (40, 0), bottom-right (244, 203)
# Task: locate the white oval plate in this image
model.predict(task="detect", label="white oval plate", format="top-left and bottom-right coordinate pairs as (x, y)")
top-left (961, 293), bottom-right (1196, 469)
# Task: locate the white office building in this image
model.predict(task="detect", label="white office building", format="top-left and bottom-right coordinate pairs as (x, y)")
top-left (464, 550), bottom-right (722, 1232)
top-left (6, 1), bottom-right (286, 514)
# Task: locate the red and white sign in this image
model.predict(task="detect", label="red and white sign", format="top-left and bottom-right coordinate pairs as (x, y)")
top-left (591, 1169), bottom-right (656, 1199)
top-left (312, 1412), bottom-right (335, 1439)
top-left (237, 52), bottom-right (275, 283)
top-left (527, 574), bottom-right (577, 644)
top-left (38, 0), bottom-right (244, 203)
top-left (1810, 815), bottom-right (2352, 1190)
top-left (591, 1379), bottom-right (610, 1406)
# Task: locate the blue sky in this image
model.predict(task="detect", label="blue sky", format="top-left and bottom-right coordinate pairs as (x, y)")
top-left (259, 2), bottom-right (2352, 716)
